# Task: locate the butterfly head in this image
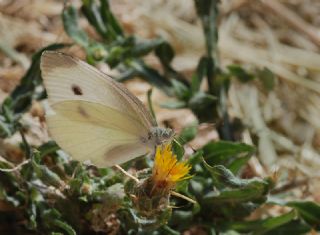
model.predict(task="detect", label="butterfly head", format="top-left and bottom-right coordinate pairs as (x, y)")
top-left (145, 127), bottom-right (174, 147)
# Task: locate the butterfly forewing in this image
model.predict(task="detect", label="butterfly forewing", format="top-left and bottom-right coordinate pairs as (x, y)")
top-left (41, 51), bottom-right (155, 129)
top-left (41, 51), bottom-right (155, 166)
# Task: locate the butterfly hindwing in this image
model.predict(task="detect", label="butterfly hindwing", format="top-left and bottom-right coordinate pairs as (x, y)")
top-left (46, 100), bottom-right (148, 166)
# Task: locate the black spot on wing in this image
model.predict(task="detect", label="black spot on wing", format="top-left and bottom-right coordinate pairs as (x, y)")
top-left (72, 84), bottom-right (83, 95)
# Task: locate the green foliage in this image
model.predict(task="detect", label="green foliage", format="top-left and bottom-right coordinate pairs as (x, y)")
top-left (271, 199), bottom-right (320, 230)
top-left (229, 210), bottom-right (297, 234)
top-left (0, 44), bottom-right (67, 138)
top-left (257, 67), bottom-right (276, 91)
top-left (228, 65), bottom-right (255, 83)
top-left (202, 141), bottom-right (255, 174)
top-left (287, 201), bottom-right (320, 229)
top-left (171, 143), bottom-right (273, 233)
top-left (0, 0), bottom-right (317, 234)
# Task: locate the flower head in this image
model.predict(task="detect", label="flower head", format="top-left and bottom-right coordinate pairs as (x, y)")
top-left (125, 143), bottom-right (191, 224)
top-left (151, 144), bottom-right (191, 192)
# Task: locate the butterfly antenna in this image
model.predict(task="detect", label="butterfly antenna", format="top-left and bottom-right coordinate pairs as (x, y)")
top-left (170, 191), bottom-right (197, 204)
top-left (173, 136), bottom-right (197, 154)
top-left (175, 122), bottom-right (216, 152)
top-left (147, 88), bottom-right (157, 125)
top-left (189, 145), bottom-right (196, 153)
top-left (114, 164), bottom-right (140, 183)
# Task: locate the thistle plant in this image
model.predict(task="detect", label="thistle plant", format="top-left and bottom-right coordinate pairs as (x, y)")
top-left (124, 144), bottom-right (191, 230)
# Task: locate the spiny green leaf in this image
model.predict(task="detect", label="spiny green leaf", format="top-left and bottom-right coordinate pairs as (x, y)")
top-left (170, 210), bottom-right (194, 229)
top-left (194, 0), bottom-right (219, 57)
top-left (188, 150), bottom-right (204, 166)
top-left (129, 61), bottom-right (172, 95)
top-left (32, 153), bottom-right (62, 187)
top-left (202, 141), bottom-right (255, 173)
top-left (100, 0), bottom-right (124, 37)
top-left (286, 201), bottom-right (320, 229)
top-left (155, 42), bottom-right (175, 67)
top-left (257, 67), bottom-right (275, 91)
top-left (177, 122), bottom-right (198, 145)
top-left (188, 91), bottom-right (217, 113)
top-left (228, 65), bottom-right (254, 82)
top-left (263, 220), bottom-right (311, 235)
top-left (62, 5), bottom-right (89, 47)
top-left (0, 43), bottom-right (67, 137)
top-left (81, 0), bottom-right (109, 40)
top-left (203, 164), bottom-right (271, 203)
top-left (172, 139), bottom-right (185, 161)
top-left (203, 141), bottom-right (255, 159)
top-left (191, 57), bottom-right (208, 93)
top-left (203, 186), bottom-right (268, 204)
top-left (229, 210), bottom-right (296, 234)
top-left (159, 225), bottom-right (180, 235)
top-left (132, 38), bottom-right (164, 57)
top-left (38, 141), bottom-right (60, 158)
top-left (189, 177), bottom-right (206, 197)
top-left (171, 79), bottom-right (191, 100)
top-left (51, 220), bottom-right (76, 235)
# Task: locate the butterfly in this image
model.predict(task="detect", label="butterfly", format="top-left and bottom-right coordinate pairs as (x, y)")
top-left (40, 51), bottom-right (174, 167)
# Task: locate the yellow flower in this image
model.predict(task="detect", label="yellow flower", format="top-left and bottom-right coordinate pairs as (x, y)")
top-left (151, 144), bottom-right (191, 192)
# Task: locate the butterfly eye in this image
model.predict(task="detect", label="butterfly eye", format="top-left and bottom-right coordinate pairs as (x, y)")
top-left (71, 84), bottom-right (83, 95)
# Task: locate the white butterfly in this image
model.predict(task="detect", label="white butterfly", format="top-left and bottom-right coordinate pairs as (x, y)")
top-left (40, 51), bottom-right (174, 167)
